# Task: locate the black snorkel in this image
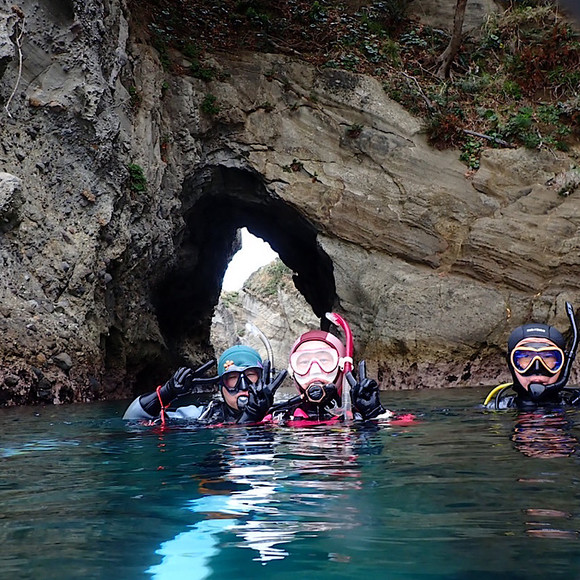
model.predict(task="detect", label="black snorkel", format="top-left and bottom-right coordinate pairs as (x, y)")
top-left (527, 302), bottom-right (578, 402)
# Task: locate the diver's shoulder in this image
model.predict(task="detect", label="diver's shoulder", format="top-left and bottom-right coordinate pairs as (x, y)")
top-left (560, 386), bottom-right (580, 406)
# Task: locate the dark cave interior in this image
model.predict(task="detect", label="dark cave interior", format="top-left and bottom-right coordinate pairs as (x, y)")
top-left (153, 164), bottom-right (338, 363)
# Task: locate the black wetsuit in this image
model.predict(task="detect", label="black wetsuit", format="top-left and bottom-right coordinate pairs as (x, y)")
top-left (123, 397), bottom-right (246, 425)
top-left (485, 384), bottom-right (580, 410)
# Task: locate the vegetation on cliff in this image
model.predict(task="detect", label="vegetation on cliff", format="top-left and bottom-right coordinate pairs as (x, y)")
top-left (129, 0), bottom-right (580, 170)
top-left (243, 259), bottom-right (294, 298)
top-left (216, 260), bottom-right (294, 308)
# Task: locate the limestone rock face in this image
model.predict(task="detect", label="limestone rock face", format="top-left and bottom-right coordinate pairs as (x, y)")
top-left (0, 9), bottom-right (16, 80)
top-left (211, 262), bottom-right (320, 371)
top-left (0, 0), bottom-right (579, 404)
top-left (0, 172), bottom-right (22, 231)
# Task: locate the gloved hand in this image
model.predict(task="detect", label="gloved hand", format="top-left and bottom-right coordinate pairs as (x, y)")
top-left (163, 367), bottom-right (195, 397)
top-left (163, 360), bottom-right (218, 397)
top-left (346, 360), bottom-right (385, 420)
top-left (139, 360), bottom-right (216, 416)
top-left (238, 361), bottom-right (287, 423)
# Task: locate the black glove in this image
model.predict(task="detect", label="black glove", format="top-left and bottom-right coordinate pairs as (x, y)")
top-left (140, 360), bottom-right (216, 416)
top-left (346, 360), bottom-right (385, 420)
top-left (238, 361), bottom-right (287, 423)
top-left (164, 367), bottom-right (195, 397)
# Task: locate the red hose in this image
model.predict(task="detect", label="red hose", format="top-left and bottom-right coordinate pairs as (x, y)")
top-left (325, 312), bottom-right (354, 420)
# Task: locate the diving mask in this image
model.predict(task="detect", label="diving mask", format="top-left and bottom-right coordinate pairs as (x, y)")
top-left (511, 345), bottom-right (564, 375)
top-left (289, 348), bottom-right (339, 377)
top-left (221, 368), bottom-right (261, 393)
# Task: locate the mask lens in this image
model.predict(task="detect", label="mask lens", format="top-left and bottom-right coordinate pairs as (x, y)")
top-left (223, 371), bottom-right (240, 390)
top-left (222, 369), bottom-right (261, 392)
top-left (290, 349), bottom-right (339, 376)
top-left (243, 369), bottom-right (260, 384)
top-left (512, 348), bottom-right (564, 374)
top-left (537, 349), bottom-right (563, 371)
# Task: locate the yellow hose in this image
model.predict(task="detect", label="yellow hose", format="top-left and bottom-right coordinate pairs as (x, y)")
top-left (483, 383), bottom-right (513, 406)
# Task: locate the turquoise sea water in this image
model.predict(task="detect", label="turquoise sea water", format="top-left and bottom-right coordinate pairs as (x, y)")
top-left (1, 387), bottom-right (580, 579)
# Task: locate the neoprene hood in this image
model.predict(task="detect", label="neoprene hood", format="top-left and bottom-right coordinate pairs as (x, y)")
top-left (218, 345), bottom-right (263, 376)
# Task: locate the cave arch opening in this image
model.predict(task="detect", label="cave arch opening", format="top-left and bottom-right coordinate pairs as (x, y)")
top-left (221, 228), bottom-right (278, 292)
top-left (153, 164), bottom-right (337, 365)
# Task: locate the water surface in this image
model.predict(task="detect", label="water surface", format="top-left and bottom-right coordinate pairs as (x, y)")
top-left (1, 387), bottom-right (579, 579)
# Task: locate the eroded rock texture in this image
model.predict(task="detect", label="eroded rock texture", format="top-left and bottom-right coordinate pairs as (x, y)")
top-left (0, 0), bottom-right (579, 404)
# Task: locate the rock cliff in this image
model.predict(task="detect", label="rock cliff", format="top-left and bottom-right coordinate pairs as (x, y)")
top-left (211, 260), bottom-right (320, 370)
top-left (0, 0), bottom-right (579, 404)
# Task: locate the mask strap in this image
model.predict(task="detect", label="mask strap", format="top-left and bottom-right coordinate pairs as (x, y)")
top-left (339, 356), bottom-right (353, 371)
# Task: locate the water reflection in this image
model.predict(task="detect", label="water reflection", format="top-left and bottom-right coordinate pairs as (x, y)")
top-left (147, 425), bottom-right (373, 578)
top-left (484, 408), bottom-right (580, 540)
top-left (3, 394), bottom-right (580, 578)
top-left (512, 411), bottom-right (578, 458)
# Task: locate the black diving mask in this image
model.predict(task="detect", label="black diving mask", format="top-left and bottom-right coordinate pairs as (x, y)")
top-left (221, 368), bottom-right (261, 394)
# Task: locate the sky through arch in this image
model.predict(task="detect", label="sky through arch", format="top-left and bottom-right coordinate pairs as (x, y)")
top-left (222, 228), bottom-right (278, 291)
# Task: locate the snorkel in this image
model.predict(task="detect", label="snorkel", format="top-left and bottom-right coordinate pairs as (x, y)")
top-left (529, 302), bottom-right (578, 400)
top-left (245, 322), bottom-right (274, 382)
top-left (325, 312), bottom-right (354, 421)
top-left (513, 302), bottom-right (578, 403)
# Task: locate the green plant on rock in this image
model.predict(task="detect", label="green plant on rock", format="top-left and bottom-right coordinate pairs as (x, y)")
top-left (191, 61), bottom-right (216, 81)
top-left (460, 138), bottom-right (483, 170)
top-left (346, 123), bottom-right (363, 138)
top-left (127, 163), bottom-right (147, 193)
top-left (201, 94), bottom-right (220, 115)
top-left (150, 29), bottom-right (171, 71)
top-left (262, 261), bottom-right (288, 296)
top-left (221, 290), bottom-right (240, 307)
top-left (183, 43), bottom-right (200, 60)
top-left (246, 259), bottom-right (290, 297)
top-left (128, 86), bottom-right (141, 110)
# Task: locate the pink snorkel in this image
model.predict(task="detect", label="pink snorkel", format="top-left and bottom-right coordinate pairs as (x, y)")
top-left (325, 312), bottom-right (354, 421)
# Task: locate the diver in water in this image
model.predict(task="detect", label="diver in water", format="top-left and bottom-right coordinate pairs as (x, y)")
top-left (123, 345), bottom-right (287, 425)
top-left (484, 302), bottom-right (580, 410)
top-left (270, 329), bottom-right (392, 423)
